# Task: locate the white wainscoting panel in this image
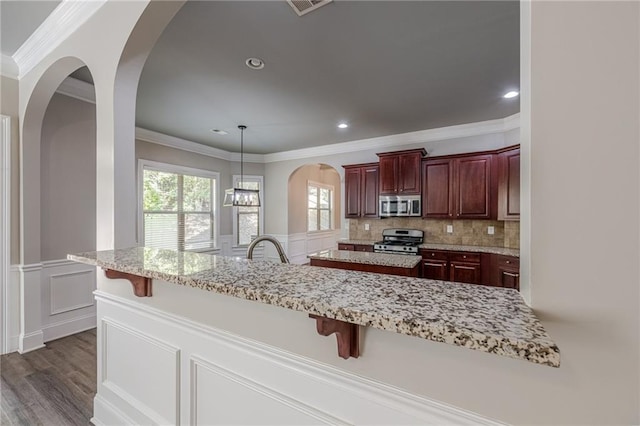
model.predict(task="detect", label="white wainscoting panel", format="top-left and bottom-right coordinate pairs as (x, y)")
top-left (287, 230), bottom-right (341, 264)
top-left (101, 318), bottom-right (180, 425)
top-left (18, 263), bottom-right (44, 353)
top-left (41, 259), bottom-right (96, 342)
top-left (190, 356), bottom-right (346, 425)
top-left (94, 290), bottom-right (501, 426)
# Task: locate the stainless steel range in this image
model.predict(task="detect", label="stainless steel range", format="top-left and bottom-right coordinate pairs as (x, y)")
top-left (373, 229), bottom-right (424, 255)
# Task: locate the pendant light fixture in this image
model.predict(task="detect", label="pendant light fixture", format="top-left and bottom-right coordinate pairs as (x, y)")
top-left (223, 125), bottom-right (261, 207)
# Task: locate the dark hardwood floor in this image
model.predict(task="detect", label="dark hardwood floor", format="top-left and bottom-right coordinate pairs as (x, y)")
top-left (1, 329), bottom-right (96, 426)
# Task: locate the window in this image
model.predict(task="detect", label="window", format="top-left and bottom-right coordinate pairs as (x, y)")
top-left (139, 160), bottom-right (219, 251)
top-left (232, 175), bottom-right (264, 246)
top-left (308, 181), bottom-right (333, 232)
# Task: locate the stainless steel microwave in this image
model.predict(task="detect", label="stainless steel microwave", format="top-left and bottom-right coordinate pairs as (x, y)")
top-left (379, 195), bottom-right (421, 217)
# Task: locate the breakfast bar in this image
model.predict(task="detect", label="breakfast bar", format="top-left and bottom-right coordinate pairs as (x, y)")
top-left (69, 247), bottom-right (559, 367)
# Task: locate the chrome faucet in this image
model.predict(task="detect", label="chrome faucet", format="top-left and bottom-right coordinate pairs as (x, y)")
top-left (246, 235), bottom-right (290, 264)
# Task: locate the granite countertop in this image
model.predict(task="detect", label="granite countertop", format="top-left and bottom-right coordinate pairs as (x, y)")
top-left (308, 250), bottom-right (421, 268)
top-left (69, 247), bottom-right (558, 367)
top-left (419, 244), bottom-right (520, 257)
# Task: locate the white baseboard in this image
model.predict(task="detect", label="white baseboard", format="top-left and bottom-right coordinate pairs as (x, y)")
top-left (92, 394), bottom-right (137, 426)
top-left (18, 330), bottom-right (45, 353)
top-left (42, 313), bottom-right (96, 342)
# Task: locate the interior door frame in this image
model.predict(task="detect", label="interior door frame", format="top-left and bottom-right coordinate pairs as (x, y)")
top-left (1, 114), bottom-right (11, 354)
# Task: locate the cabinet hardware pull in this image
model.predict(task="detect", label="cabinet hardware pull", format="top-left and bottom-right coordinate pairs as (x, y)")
top-left (505, 260), bottom-right (510, 264)
top-left (504, 272), bottom-right (519, 277)
top-left (463, 255), bottom-right (467, 258)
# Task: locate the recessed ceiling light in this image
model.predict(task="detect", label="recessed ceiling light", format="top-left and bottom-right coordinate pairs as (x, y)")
top-left (210, 129), bottom-right (228, 135)
top-left (245, 57), bottom-right (265, 70)
top-left (337, 122), bottom-right (349, 129)
top-left (503, 91), bottom-right (519, 99)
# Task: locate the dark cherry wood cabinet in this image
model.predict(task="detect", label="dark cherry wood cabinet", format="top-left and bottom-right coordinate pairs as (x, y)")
top-left (421, 250), bottom-right (449, 280)
top-left (496, 255), bottom-right (520, 290)
top-left (422, 159), bottom-right (453, 218)
top-left (422, 152), bottom-right (497, 220)
top-left (343, 163), bottom-right (379, 218)
top-left (455, 154), bottom-right (496, 219)
top-left (498, 146), bottom-right (520, 221)
top-left (338, 243), bottom-right (373, 252)
top-left (377, 149), bottom-right (426, 195)
top-left (420, 249), bottom-right (482, 285)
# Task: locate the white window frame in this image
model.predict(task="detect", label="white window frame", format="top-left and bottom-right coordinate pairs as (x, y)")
top-left (232, 175), bottom-right (264, 247)
top-left (307, 180), bottom-right (334, 234)
top-left (137, 159), bottom-right (220, 252)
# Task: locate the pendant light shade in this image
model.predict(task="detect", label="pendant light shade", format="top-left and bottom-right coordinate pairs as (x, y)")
top-left (223, 125), bottom-right (261, 207)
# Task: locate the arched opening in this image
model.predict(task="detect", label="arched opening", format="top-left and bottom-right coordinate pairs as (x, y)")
top-left (287, 163), bottom-right (341, 264)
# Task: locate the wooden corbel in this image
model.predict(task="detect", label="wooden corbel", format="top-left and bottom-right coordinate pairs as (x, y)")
top-left (309, 315), bottom-right (359, 359)
top-left (104, 269), bottom-right (152, 297)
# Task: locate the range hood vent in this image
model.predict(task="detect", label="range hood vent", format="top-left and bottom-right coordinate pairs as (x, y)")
top-left (287, 0), bottom-right (332, 16)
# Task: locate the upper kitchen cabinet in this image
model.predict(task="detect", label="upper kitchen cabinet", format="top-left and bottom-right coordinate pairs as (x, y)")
top-left (343, 163), bottom-right (379, 218)
top-left (497, 145), bottom-right (520, 221)
top-left (422, 152), bottom-right (497, 220)
top-left (377, 149), bottom-right (427, 195)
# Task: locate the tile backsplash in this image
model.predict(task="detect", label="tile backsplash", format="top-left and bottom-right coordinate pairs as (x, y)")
top-left (349, 218), bottom-right (520, 249)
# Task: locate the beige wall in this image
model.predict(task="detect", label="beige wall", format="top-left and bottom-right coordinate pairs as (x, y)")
top-left (287, 164), bottom-right (341, 234)
top-left (1, 76), bottom-right (20, 264)
top-left (40, 94), bottom-right (96, 260)
top-left (136, 140), bottom-right (265, 237)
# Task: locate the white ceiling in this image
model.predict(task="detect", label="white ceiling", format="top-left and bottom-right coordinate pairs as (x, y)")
top-left (1, 0), bottom-right (520, 155)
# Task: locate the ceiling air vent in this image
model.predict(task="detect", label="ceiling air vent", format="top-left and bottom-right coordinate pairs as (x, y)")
top-left (287, 0), bottom-right (332, 17)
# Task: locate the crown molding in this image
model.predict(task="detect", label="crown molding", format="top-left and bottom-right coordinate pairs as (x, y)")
top-left (262, 114), bottom-right (521, 163)
top-left (12, 0), bottom-right (107, 79)
top-left (0, 55), bottom-right (19, 79)
top-left (136, 114), bottom-right (520, 165)
top-left (136, 127), bottom-right (265, 164)
top-left (55, 77), bottom-right (95, 104)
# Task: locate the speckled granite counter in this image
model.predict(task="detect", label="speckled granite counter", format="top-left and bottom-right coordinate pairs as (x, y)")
top-left (419, 243), bottom-right (520, 257)
top-left (308, 250), bottom-right (421, 268)
top-left (69, 247), bottom-right (558, 367)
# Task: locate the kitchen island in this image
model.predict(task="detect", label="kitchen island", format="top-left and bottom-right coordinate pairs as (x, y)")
top-left (308, 249), bottom-right (421, 277)
top-left (69, 247), bottom-right (559, 425)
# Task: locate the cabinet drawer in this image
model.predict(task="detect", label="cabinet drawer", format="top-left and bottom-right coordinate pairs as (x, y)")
top-left (354, 244), bottom-right (373, 252)
top-left (449, 252), bottom-right (480, 263)
top-left (338, 244), bottom-right (355, 251)
top-left (497, 255), bottom-right (519, 269)
top-left (420, 250), bottom-right (448, 261)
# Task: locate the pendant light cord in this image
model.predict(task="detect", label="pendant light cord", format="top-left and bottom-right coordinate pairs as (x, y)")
top-left (239, 125), bottom-right (246, 188)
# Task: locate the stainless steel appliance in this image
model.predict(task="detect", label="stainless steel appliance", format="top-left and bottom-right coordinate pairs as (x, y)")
top-left (379, 195), bottom-right (421, 217)
top-left (373, 228), bottom-right (424, 255)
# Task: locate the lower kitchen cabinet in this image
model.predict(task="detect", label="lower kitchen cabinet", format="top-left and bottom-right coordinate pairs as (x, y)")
top-left (420, 250), bottom-right (482, 285)
top-left (496, 255), bottom-right (520, 290)
top-left (421, 250), bottom-right (448, 280)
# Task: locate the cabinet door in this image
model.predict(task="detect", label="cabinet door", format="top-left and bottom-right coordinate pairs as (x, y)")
top-left (498, 267), bottom-right (520, 290)
top-left (498, 148), bottom-right (520, 220)
top-left (455, 154), bottom-right (495, 219)
top-left (423, 260), bottom-right (448, 280)
top-left (344, 168), bottom-right (361, 218)
top-left (379, 156), bottom-right (398, 195)
top-left (422, 159), bottom-right (453, 218)
top-left (398, 153), bottom-right (422, 194)
top-left (361, 165), bottom-right (379, 217)
top-left (449, 261), bottom-right (481, 284)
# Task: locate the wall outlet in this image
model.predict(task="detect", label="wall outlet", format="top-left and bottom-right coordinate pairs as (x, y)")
top-left (446, 225), bottom-right (453, 234)
top-left (364, 223), bottom-right (370, 231)
top-left (488, 226), bottom-right (495, 235)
